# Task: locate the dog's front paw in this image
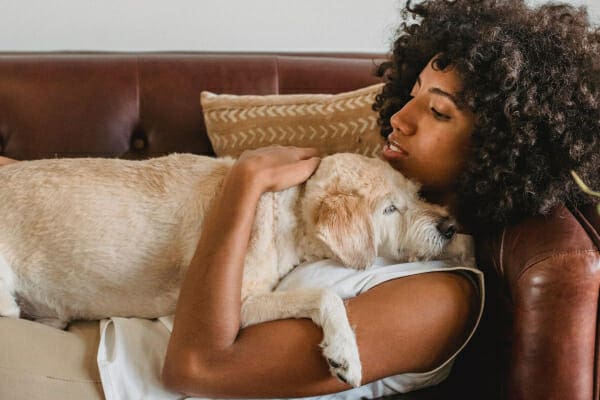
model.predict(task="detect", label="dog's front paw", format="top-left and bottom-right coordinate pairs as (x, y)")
top-left (319, 327), bottom-right (362, 388)
top-left (0, 289), bottom-right (20, 318)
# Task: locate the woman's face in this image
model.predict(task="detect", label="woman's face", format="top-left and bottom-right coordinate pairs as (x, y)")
top-left (381, 57), bottom-right (476, 195)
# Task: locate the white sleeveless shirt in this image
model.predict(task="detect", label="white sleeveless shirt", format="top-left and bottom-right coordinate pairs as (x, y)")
top-left (97, 234), bottom-right (484, 400)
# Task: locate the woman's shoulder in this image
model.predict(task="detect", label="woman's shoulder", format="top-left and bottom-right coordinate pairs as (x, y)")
top-left (344, 268), bottom-right (480, 383)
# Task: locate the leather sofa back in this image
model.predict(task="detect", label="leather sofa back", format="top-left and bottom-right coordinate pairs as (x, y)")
top-left (0, 53), bottom-right (383, 161)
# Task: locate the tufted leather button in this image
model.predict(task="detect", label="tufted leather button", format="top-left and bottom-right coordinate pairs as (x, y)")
top-left (130, 126), bottom-right (148, 151)
top-left (132, 138), bottom-right (146, 150)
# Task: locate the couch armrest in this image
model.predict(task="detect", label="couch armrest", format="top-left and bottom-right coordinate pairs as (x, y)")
top-left (477, 204), bottom-right (600, 400)
top-left (509, 249), bottom-right (599, 399)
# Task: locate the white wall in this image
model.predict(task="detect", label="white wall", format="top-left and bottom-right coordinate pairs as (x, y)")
top-left (0, 0), bottom-right (401, 52)
top-left (0, 0), bottom-right (597, 53)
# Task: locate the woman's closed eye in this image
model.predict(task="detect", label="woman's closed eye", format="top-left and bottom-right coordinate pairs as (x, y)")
top-left (431, 107), bottom-right (451, 121)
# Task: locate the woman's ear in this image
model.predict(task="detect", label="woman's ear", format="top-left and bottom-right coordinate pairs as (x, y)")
top-left (315, 193), bottom-right (376, 269)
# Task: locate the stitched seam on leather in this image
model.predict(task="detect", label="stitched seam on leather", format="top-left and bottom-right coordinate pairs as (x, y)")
top-left (516, 249), bottom-right (600, 283)
top-left (275, 56), bottom-right (280, 94)
top-left (573, 207), bottom-right (600, 249)
top-left (135, 56), bottom-right (140, 124)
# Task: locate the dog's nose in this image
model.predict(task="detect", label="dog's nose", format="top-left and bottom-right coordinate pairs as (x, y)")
top-left (436, 217), bottom-right (456, 239)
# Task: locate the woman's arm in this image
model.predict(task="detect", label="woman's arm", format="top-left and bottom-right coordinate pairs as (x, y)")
top-left (0, 156), bottom-right (18, 166)
top-left (162, 146), bottom-right (478, 398)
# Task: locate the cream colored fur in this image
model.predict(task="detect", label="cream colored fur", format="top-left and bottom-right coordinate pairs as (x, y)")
top-left (0, 152), bottom-right (454, 387)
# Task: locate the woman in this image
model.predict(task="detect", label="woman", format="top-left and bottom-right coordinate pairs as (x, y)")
top-left (4, 0), bottom-right (599, 397)
top-left (157, 69), bottom-right (479, 398)
top-left (157, 0), bottom-right (599, 397)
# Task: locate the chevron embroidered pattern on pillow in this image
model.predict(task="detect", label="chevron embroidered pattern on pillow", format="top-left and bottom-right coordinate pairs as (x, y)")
top-left (201, 83), bottom-right (385, 158)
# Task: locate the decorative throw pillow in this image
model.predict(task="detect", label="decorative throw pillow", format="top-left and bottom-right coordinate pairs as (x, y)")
top-left (201, 83), bottom-right (385, 158)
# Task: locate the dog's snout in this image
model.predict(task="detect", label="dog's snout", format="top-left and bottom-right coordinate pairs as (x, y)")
top-left (436, 217), bottom-right (456, 239)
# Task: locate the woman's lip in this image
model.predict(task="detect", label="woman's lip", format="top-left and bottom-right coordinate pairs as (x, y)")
top-left (383, 138), bottom-right (409, 156)
top-left (382, 142), bottom-right (409, 160)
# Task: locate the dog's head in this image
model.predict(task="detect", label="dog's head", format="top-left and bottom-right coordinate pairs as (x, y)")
top-left (302, 153), bottom-right (456, 269)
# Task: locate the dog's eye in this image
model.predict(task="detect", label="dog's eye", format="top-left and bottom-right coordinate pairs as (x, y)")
top-left (383, 205), bottom-right (397, 215)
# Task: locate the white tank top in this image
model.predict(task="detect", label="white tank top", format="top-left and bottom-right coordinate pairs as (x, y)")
top-left (97, 234), bottom-right (484, 400)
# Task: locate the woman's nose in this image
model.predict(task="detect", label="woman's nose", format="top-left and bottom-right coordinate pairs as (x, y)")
top-left (390, 102), bottom-right (416, 136)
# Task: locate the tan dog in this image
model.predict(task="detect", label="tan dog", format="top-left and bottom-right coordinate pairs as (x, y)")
top-left (0, 152), bottom-right (456, 387)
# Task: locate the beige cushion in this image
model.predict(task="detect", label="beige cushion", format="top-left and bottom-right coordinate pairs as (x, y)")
top-left (0, 317), bottom-right (104, 400)
top-left (201, 83), bottom-right (385, 158)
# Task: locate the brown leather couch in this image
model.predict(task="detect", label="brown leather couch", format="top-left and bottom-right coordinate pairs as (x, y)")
top-left (0, 52), bottom-right (598, 400)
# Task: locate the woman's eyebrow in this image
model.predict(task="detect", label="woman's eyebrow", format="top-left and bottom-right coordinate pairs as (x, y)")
top-left (417, 74), bottom-right (462, 110)
top-left (428, 87), bottom-right (462, 110)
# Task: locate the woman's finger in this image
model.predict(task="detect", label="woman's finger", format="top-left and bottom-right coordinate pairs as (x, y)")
top-left (289, 146), bottom-right (321, 160)
top-left (266, 156), bottom-right (321, 192)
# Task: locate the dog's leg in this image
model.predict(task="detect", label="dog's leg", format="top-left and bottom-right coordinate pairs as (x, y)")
top-left (0, 284), bottom-right (20, 318)
top-left (241, 289), bottom-right (362, 388)
top-left (0, 255), bottom-right (20, 318)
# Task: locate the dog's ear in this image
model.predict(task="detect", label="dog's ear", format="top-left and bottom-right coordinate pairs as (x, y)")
top-left (315, 193), bottom-right (376, 269)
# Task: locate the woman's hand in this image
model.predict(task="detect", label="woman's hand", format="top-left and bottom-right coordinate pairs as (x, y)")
top-left (232, 145), bottom-right (321, 193)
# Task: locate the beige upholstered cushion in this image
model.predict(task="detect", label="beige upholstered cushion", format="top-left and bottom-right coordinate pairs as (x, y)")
top-left (201, 83), bottom-right (385, 158)
top-left (0, 317), bottom-right (104, 400)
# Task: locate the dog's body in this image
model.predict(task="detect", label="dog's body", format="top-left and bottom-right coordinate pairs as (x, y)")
top-left (0, 152), bottom-right (456, 386)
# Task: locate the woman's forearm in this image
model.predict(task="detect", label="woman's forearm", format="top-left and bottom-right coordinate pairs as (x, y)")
top-left (163, 146), bottom-right (321, 395)
top-left (168, 165), bottom-right (262, 353)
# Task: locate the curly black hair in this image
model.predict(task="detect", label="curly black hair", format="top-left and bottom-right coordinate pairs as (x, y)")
top-left (374, 0), bottom-right (600, 226)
